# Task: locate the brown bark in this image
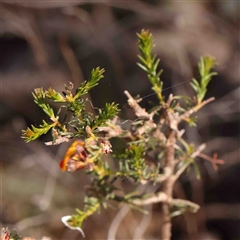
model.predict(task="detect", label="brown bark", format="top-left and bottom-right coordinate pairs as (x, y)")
top-left (160, 130), bottom-right (176, 240)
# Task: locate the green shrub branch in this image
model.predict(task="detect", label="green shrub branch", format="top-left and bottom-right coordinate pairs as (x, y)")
top-left (21, 29), bottom-right (222, 239)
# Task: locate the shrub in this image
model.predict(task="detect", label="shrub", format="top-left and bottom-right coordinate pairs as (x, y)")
top-left (22, 29), bottom-right (223, 239)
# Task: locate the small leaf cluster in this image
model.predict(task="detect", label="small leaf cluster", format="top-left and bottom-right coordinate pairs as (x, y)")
top-left (93, 103), bottom-right (120, 130)
top-left (137, 29), bottom-right (164, 103)
top-left (190, 56), bottom-right (217, 103)
top-left (75, 67), bottom-right (105, 97)
top-left (118, 143), bottom-right (159, 182)
top-left (68, 197), bottom-right (101, 228)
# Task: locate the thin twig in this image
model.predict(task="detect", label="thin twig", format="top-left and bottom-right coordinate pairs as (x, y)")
top-left (131, 192), bottom-right (168, 206)
top-left (107, 204), bottom-right (130, 240)
top-left (179, 97), bottom-right (215, 123)
top-left (131, 193), bottom-right (199, 214)
top-left (174, 144), bottom-right (206, 181)
top-left (198, 153), bottom-right (224, 171)
top-left (124, 90), bottom-right (150, 119)
top-left (133, 204), bottom-right (153, 240)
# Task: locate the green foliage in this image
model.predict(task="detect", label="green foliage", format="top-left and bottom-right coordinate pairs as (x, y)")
top-left (118, 143), bottom-right (158, 182)
top-left (33, 88), bottom-right (57, 119)
top-left (21, 67), bottom-right (118, 142)
top-left (93, 102), bottom-right (120, 129)
top-left (9, 229), bottom-right (22, 240)
top-left (75, 67), bottom-right (105, 98)
top-left (137, 29), bottom-right (164, 103)
top-left (22, 120), bottom-right (55, 142)
top-left (190, 56), bottom-right (217, 103)
top-left (22, 29), bottom-right (219, 236)
top-left (69, 197), bottom-right (101, 228)
top-left (45, 87), bottom-right (67, 102)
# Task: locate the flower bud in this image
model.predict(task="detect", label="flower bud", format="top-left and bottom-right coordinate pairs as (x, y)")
top-left (64, 81), bottom-right (74, 91)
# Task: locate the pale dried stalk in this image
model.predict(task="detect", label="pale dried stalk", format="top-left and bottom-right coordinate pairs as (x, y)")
top-left (178, 97), bottom-right (215, 123)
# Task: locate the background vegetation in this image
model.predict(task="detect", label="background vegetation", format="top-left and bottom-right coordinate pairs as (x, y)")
top-left (1, 1), bottom-right (239, 240)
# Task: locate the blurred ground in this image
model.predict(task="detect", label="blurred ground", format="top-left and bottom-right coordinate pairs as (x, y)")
top-left (1, 1), bottom-right (239, 240)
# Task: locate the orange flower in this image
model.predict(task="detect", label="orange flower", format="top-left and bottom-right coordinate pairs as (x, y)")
top-left (60, 140), bottom-right (88, 172)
